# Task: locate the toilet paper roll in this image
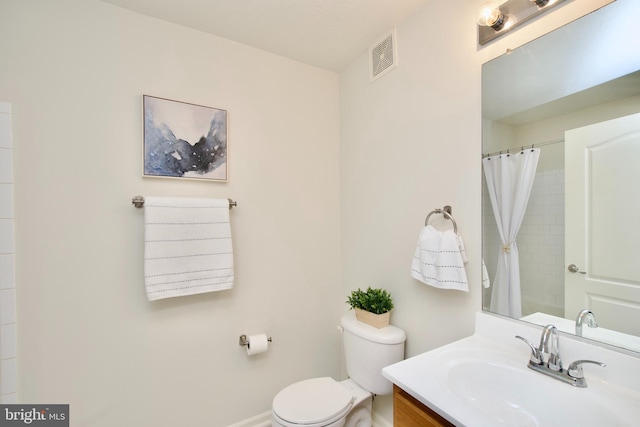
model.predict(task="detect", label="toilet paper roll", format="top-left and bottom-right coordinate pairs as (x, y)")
top-left (246, 334), bottom-right (269, 355)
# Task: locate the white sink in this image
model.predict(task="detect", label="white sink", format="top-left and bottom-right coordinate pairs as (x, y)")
top-left (382, 313), bottom-right (640, 427)
top-left (433, 345), bottom-right (639, 426)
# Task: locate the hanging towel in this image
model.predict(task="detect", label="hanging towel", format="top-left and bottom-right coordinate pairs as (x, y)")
top-left (410, 225), bottom-right (469, 292)
top-left (457, 233), bottom-right (468, 264)
top-left (482, 259), bottom-right (491, 288)
top-left (143, 197), bottom-right (234, 301)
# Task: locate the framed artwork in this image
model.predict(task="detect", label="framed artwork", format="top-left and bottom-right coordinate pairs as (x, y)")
top-left (143, 95), bottom-right (228, 181)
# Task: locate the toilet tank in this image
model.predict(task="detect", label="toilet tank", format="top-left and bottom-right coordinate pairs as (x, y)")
top-left (340, 312), bottom-right (406, 395)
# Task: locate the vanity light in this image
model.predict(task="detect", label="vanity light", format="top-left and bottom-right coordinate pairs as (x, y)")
top-left (477, 1), bottom-right (506, 31)
top-left (530, 0), bottom-right (550, 7)
top-left (478, 0), bottom-right (567, 46)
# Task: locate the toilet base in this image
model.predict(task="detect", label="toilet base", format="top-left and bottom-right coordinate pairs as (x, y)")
top-left (271, 378), bottom-right (373, 427)
top-left (338, 378), bottom-right (372, 427)
top-left (343, 397), bottom-right (372, 427)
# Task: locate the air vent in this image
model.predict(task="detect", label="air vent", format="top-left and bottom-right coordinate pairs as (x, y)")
top-left (369, 30), bottom-right (397, 82)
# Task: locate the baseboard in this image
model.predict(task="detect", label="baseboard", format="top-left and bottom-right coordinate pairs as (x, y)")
top-left (226, 411), bottom-right (272, 427)
top-left (226, 410), bottom-right (391, 427)
top-left (372, 410), bottom-right (393, 427)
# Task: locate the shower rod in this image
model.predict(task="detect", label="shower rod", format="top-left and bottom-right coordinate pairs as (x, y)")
top-left (481, 138), bottom-right (564, 158)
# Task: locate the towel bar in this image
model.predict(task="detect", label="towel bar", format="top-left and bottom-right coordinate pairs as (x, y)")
top-left (425, 205), bottom-right (457, 233)
top-left (131, 195), bottom-right (237, 209)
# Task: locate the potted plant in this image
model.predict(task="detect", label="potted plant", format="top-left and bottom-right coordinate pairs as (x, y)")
top-left (346, 286), bottom-right (394, 328)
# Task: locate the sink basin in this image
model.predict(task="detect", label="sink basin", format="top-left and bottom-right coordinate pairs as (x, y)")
top-left (433, 345), bottom-right (639, 426)
top-left (382, 313), bottom-right (640, 427)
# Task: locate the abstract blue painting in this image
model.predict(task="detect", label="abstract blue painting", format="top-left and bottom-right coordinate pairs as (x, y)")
top-left (143, 95), bottom-right (228, 181)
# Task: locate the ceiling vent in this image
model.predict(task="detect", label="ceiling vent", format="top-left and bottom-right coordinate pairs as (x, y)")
top-left (369, 29), bottom-right (397, 82)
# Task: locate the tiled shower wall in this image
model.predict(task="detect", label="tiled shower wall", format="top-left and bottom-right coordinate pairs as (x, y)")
top-left (483, 168), bottom-right (565, 317)
top-left (0, 101), bottom-right (16, 403)
top-left (519, 169), bottom-right (565, 317)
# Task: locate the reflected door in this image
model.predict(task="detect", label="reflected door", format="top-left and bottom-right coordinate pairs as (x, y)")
top-left (565, 112), bottom-right (640, 336)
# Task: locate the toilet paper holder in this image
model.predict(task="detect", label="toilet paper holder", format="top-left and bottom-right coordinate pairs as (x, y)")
top-left (239, 334), bottom-right (272, 347)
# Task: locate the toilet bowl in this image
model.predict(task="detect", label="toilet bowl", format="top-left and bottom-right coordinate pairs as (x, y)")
top-left (271, 378), bottom-right (371, 427)
top-left (271, 312), bottom-right (406, 427)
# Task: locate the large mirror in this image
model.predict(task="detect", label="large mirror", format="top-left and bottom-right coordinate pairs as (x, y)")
top-left (482, 0), bottom-right (640, 353)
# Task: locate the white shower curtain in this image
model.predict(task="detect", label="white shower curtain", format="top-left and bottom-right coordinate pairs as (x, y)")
top-left (483, 149), bottom-right (540, 318)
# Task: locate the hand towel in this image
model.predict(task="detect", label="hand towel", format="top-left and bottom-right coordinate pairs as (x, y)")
top-left (144, 197), bottom-right (234, 301)
top-left (457, 233), bottom-right (468, 264)
top-left (482, 259), bottom-right (491, 288)
top-left (410, 225), bottom-right (469, 292)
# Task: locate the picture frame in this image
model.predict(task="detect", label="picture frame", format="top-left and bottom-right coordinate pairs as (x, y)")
top-left (143, 95), bottom-right (228, 181)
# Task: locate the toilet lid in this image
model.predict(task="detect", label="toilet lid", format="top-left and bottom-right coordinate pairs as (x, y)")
top-left (273, 377), bottom-right (353, 425)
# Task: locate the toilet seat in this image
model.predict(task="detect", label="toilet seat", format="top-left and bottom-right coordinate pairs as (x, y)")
top-left (272, 377), bottom-right (354, 426)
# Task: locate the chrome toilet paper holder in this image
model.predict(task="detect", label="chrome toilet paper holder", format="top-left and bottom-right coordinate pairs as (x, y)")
top-left (239, 334), bottom-right (272, 347)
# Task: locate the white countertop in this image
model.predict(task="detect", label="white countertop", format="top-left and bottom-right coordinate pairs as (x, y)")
top-left (382, 312), bottom-right (640, 426)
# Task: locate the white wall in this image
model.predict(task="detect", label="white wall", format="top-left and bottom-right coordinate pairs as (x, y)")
top-left (340, 0), bottom-right (480, 364)
top-left (0, 102), bottom-right (16, 403)
top-left (340, 0), bottom-right (482, 416)
top-left (0, 1), bottom-right (341, 425)
top-left (0, 0), bottom-right (617, 425)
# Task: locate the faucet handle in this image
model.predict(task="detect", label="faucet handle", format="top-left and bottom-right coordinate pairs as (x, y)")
top-left (547, 352), bottom-right (562, 372)
top-left (567, 359), bottom-right (606, 379)
top-left (515, 335), bottom-right (543, 365)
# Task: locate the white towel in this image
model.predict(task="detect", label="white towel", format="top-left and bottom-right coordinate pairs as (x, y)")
top-left (457, 233), bottom-right (468, 264)
top-left (482, 259), bottom-right (491, 288)
top-left (144, 197), bottom-right (234, 301)
top-left (410, 225), bottom-right (468, 292)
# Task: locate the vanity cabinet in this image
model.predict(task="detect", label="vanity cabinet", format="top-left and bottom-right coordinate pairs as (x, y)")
top-left (393, 385), bottom-right (454, 427)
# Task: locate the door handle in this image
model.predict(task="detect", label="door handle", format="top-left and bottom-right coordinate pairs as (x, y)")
top-left (568, 264), bottom-right (586, 274)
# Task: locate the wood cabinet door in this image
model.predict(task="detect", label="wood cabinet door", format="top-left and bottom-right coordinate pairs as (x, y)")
top-left (393, 385), bottom-right (454, 427)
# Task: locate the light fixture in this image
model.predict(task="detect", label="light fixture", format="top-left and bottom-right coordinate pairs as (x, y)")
top-left (478, 0), bottom-right (567, 46)
top-left (477, 1), bottom-right (506, 31)
top-left (530, 0), bottom-right (549, 7)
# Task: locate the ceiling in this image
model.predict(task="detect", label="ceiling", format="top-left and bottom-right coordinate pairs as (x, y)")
top-left (99, 0), bottom-right (427, 72)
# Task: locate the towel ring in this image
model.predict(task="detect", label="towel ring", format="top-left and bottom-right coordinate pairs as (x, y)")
top-left (425, 206), bottom-right (457, 234)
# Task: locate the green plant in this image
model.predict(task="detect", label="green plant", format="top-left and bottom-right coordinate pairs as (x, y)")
top-left (346, 287), bottom-right (394, 315)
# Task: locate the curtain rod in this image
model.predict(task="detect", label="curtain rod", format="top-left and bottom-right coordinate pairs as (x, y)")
top-left (482, 138), bottom-right (564, 158)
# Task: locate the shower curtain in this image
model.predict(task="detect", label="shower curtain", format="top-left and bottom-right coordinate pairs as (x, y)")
top-left (483, 148), bottom-right (540, 318)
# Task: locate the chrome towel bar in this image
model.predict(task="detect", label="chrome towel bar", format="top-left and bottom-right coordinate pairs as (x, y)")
top-left (131, 195), bottom-right (237, 209)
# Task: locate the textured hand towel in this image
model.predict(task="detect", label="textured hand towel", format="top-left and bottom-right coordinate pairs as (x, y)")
top-left (410, 225), bottom-right (469, 292)
top-left (144, 197), bottom-right (234, 301)
top-left (482, 259), bottom-right (491, 288)
top-left (457, 233), bottom-right (468, 264)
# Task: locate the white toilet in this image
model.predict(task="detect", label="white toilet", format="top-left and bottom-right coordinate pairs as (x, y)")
top-left (271, 312), bottom-right (406, 427)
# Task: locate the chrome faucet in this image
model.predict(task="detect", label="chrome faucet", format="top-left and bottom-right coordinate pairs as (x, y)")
top-left (539, 324), bottom-right (562, 371)
top-left (516, 324), bottom-right (605, 387)
top-left (575, 309), bottom-right (598, 336)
